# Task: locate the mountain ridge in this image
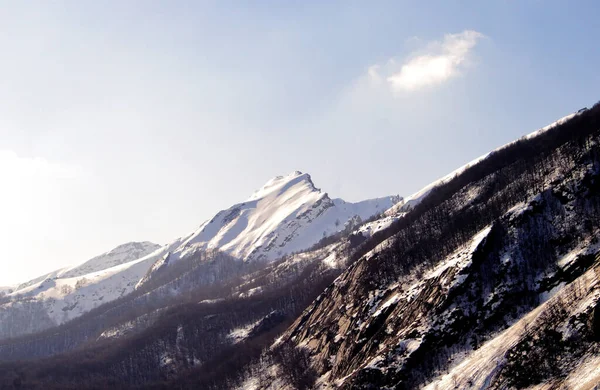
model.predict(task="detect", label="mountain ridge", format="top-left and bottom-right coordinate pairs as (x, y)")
top-left (0, 172), bottom-right (400, 342)
top-left (152, 171), bottom-right (400, 267)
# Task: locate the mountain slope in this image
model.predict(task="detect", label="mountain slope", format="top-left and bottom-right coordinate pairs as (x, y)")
top-left (135, 171), bottom-right (399, 289)
top-left (0, 242), bottom-right (161, 339)
top-left (58, 241), bottom-right (161, 278)
top-left (386, 111), bottom-right (580, 215)
top-left (271, 105), bottom-right (600, 389)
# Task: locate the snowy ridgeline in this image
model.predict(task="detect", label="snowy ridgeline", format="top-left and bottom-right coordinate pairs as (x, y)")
top-left (166, 171), bottom-right (400, 264)
top-left (386, 111), bottom-right (582, 215)
top-left (1, 242), bottom-right (162, 330)
top-left (1, 171), bottom-right (401, 340)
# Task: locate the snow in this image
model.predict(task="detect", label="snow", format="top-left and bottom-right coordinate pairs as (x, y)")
top-left (321, 243), bottom-right (343, 268)
top-left (5, 242), bottom-right (162, 325)
top-left (423, 302), bottom-right (546, 390)
top-left (354, 214), bottom-right (403, 238)
top-left (372, 293), bottom-right (400, 317)
top-left (198, 298), bottom-right (225, 304)
top-left (557, 240), bottom-right (600, 268)
top-left (97, 312), bottom-right (152, 340)
top-left (524, 112), bottom-right (579, 140)
top-left (387, 154), bottom-right (490, 214)
top-left (424, 256), bottom-right (600, 390)
top-left (228, 319), bottom-right (262, 343)
top-left (271, 334), bottom-right (285, 348)
top-left (58, 241), bottom-right (160, 278)
top-left (237, 363), bottom-right (285, 390)
top-left (506, 202), bottom-right (530, 219)
top-left (166, 171), bottom-right (399, 265)
top-left (388, 110), bottom-right (583, 215)
top-left (365, 355), bottom-right (384, 369)
top-left (238, 377), bottom-right (259, 390)
top-left (403, 338), bottom-right (422, 354)
top-left (0, 286), bottom-right (14, 295)
top-left (561, 354), bottom-right (600, 390)
top-left (424, 227), bottom-right (491, 282)
top-left (240, 286), bottom-right (263, 297)
top-left (538, 282), bottom-right (566, 303)
top-left (368, 227), bottom-right (491, 323)
top-left (159, 351), bottom-right (175, 368)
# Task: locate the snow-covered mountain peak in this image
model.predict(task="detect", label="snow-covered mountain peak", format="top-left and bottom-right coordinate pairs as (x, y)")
top-left (248, 171), bottom-right (320, 201)
top-left (168, 172), bottom-right (399, 264)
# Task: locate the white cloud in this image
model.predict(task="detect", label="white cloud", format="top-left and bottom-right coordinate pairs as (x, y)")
top-left (367, 65), bottom-right (383, 84)
top-left (371, 30), bottom-right (484, 93)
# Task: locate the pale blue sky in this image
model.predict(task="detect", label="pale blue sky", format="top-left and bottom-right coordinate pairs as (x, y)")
top-left (1, 1), bottom-right (598, 284)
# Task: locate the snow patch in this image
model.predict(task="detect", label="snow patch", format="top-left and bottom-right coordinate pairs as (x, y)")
top-left (228, 319), bottom-right (262, 344)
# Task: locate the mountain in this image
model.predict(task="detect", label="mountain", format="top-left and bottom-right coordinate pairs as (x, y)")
top-left (0, 287), bottom-right (12, 296)
top-left (0, 242), bottom-right (161, 339)
top-left (155, 171), bottom-right (399, 265)
top-left (1, 103), bottom-right (600, 389)
top-left (58, 241), bottom-right (162, 279)
top-left (136, 171), bottom-right (399, 289)
top-left (266, 106), bottom-right (600, 389)
top-left (0, 174), bottom-right (399, 342)
top-left (10, 241), bottom-right (161, 292)
top-left (385, 111), bottom-right (580, 216)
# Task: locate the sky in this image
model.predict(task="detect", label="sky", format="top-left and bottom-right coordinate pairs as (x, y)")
top-left (1, 0), bottom-right (599, 285)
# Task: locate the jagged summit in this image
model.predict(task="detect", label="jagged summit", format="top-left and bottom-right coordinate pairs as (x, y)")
top-left (248, 171), bottom-right (319, 201)
top-left (170, 171), bottom-right (398, 263)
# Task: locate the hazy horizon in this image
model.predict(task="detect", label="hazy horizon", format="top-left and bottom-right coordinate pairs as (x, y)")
top-left (1, 1), bottom-right (599, 285)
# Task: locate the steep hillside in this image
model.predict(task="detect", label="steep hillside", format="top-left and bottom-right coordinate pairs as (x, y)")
top-left (270, 104), bottom-right (600, 389)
